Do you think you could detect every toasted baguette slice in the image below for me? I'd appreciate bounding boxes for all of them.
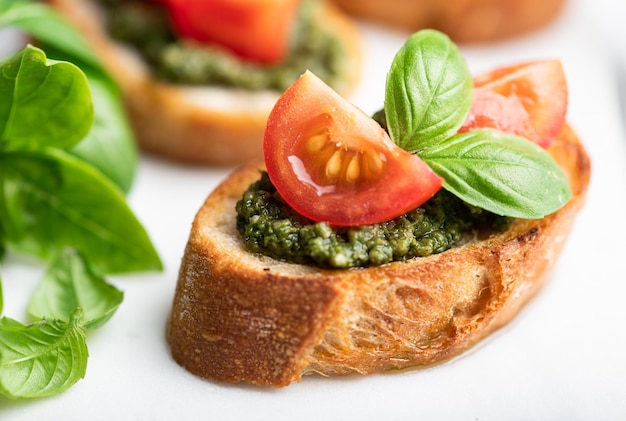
[46,0,362,165]
[167,124,590,387]
[332,0,566,43]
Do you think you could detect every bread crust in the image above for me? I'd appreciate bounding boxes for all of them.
[332,0,566,43]
[46,0,363,165]
[167,124,590,386]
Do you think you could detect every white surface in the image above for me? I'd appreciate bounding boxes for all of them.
[2,0,626,419]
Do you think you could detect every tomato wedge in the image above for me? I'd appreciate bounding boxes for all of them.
[264,71,443,227]
[162,0,299,64]
[460,60,567,148]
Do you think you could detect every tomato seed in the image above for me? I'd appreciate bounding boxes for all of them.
[325,150,343,178]
[346,156,360,182]
[306,133,328,154]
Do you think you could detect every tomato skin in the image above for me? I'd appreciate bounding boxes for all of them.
[162,0,299,64]
[264,71,443,227]
[460,60,567,148]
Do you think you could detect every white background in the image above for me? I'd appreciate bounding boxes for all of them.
[1,0,626,419]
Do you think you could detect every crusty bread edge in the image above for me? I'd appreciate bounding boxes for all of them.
[332,0,566,43]
[167,123,590,386]
[46,0,363,165]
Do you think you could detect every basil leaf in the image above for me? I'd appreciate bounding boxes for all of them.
[0,148,162,274]
[0,273,3,315]
[385,29,473,153]
[32,41,138,194]
[0,216,5,261]
[0,145,5,265]
[1,1,139,193]
[420,130,572,218]
[0,44,93,150]
[0,308,88,399]
[0,0,101,71]
[67,62,138,194]
[28,248,124,329]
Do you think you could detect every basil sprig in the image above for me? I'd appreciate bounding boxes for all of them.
[0,308,88,399]
[0,249,124,399]
[385,30,571,218]
[0,46,161,274]
[0,2,162,400]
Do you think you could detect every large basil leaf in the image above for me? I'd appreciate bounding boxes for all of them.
[385,30,472,153]
[0,44,93,150]
[0,148,162,274]
[0,309,87,399]
[0,0,101,70]
[420,129,572,218]
[66,61,138,194]
[0,2,138,193]
[38,44,139,194]
[28,248,124,329]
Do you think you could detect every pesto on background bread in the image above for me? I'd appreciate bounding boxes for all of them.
[46,0,362,165]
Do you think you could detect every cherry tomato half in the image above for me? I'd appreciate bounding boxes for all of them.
[263,71,443,227]
[460,60,567,148]
[162,0,299,64]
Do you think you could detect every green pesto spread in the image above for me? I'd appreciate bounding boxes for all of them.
[97,0,346,91]
[236,172,511,269]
